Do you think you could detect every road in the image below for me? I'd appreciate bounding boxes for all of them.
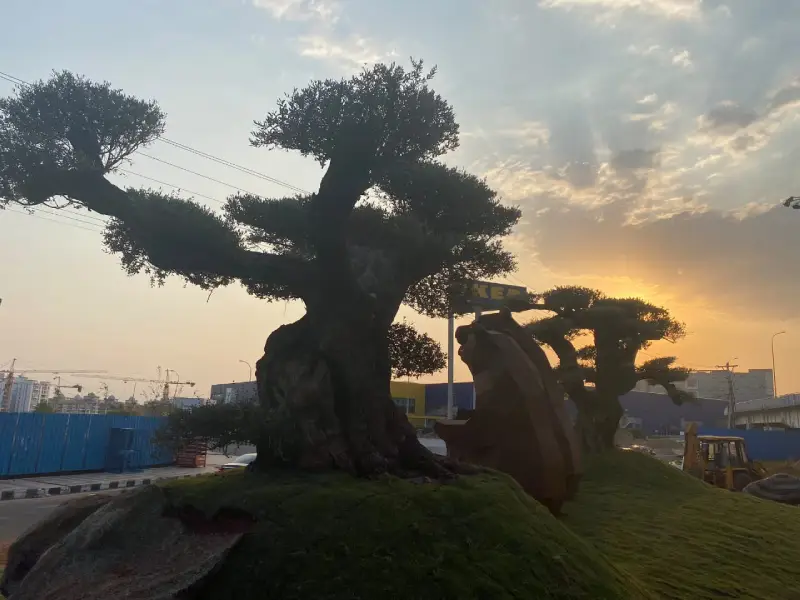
[0,453,245,543]
[0,489,127,542]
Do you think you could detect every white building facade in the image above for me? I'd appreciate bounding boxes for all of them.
[0,375,52,412]
[634,368,773,403]
[730,394,800,429]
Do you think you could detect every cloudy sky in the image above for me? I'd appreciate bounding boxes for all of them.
[2,0,800,399]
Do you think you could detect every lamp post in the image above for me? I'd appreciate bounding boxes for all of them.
[771,331,786,398]
[239,360,253,382]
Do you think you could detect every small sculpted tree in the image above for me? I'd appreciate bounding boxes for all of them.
[525,286,692,452]
[388,320,447,379]
[0,64,519,477]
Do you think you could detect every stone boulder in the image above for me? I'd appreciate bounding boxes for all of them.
[435,308,582,515]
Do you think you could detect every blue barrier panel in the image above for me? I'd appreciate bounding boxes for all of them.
[0,413,172,477]
[7,413,46,476]
[59,415,91,472]
[82,415,111,471]
[697,427,800,461]
[35,413,72,474]
[0,414,22,476]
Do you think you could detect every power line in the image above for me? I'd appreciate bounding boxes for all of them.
[117,168,224,205]
[0,71,24,86]
[35,207,105,229]
[135,152,261,196]
[158,137,308,195]
[2,206,101,233]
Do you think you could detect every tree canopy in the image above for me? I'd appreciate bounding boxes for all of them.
[525,286,692,450]
[0,62,519,326]
[388,320,446,379]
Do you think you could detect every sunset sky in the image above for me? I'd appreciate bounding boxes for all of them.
[2,0,800,400]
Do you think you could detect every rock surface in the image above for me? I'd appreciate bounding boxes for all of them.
[1,492,114,598]
[4,486,246,600]
[435,309,582,515]
[743,473,800,505]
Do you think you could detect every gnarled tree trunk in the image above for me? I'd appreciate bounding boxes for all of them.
[572,391,624,454]
[252,307,448,478]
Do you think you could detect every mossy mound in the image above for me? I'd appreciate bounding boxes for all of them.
[160,470,649,600]
[566,451,800,600]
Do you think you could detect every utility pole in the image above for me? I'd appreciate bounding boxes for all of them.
[716,361,738,429]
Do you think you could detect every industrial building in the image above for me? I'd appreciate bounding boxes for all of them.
[210,381,258,405]
[729,394,800,430]
[634,368,773,403]
[209,378,735,434]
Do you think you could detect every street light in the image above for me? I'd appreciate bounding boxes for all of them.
[772,331,786,398]
[239,360,253,382]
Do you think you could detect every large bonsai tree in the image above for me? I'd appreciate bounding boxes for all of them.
[0,64,520,477]
[525,286,692,452]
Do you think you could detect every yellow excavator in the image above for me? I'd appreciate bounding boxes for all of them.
[682,422,767,491]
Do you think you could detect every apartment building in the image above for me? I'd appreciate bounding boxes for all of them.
[0,374,52,412]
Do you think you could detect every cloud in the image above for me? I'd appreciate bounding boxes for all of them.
[688,80,800,159]
[525,202,800,318]
[627,45,694,70]
[296,34,397,70]
[699,102,759,135]
[539,0,703,21]
[252,0,339,22]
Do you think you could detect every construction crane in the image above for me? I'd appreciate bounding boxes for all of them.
[1,359,105,411]
[68,372,196,402]
[52,375,83,397]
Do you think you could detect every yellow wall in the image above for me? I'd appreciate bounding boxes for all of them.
[390,381,426,416]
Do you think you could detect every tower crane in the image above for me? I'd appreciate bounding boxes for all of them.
[67,372,196,402]
[52,375,83,397]
[1,358,105,411]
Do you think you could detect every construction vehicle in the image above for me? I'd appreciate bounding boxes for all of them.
[682,422,767,491]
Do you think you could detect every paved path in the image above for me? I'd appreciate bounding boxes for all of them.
[0,488,126,541]
[0,453,233,501]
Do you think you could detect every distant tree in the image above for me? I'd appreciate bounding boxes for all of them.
[783,196,800,209]
[34,402,54,413]
[525,286,692,452]
[154,401,263,455]
[0,63,519,478]
[388,320,447,379]
[141,400,173,417]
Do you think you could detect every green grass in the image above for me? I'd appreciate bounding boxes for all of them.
[159,452,800,600]
[566,451,800,600]
[161,470,649,600]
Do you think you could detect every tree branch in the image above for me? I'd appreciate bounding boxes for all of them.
[23,169,311,293]
[526,318,587,398]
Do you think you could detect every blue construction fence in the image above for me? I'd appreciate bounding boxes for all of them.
[0,413,173,478]
[697,427,800,462]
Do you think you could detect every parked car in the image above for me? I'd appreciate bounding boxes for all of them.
[215,453,257,473]
[620,444,656,456]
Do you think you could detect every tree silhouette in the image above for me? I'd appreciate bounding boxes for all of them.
[0,63,519,477]
[525,286,692,452]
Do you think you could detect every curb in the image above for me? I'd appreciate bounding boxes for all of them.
[0,472,209,501]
